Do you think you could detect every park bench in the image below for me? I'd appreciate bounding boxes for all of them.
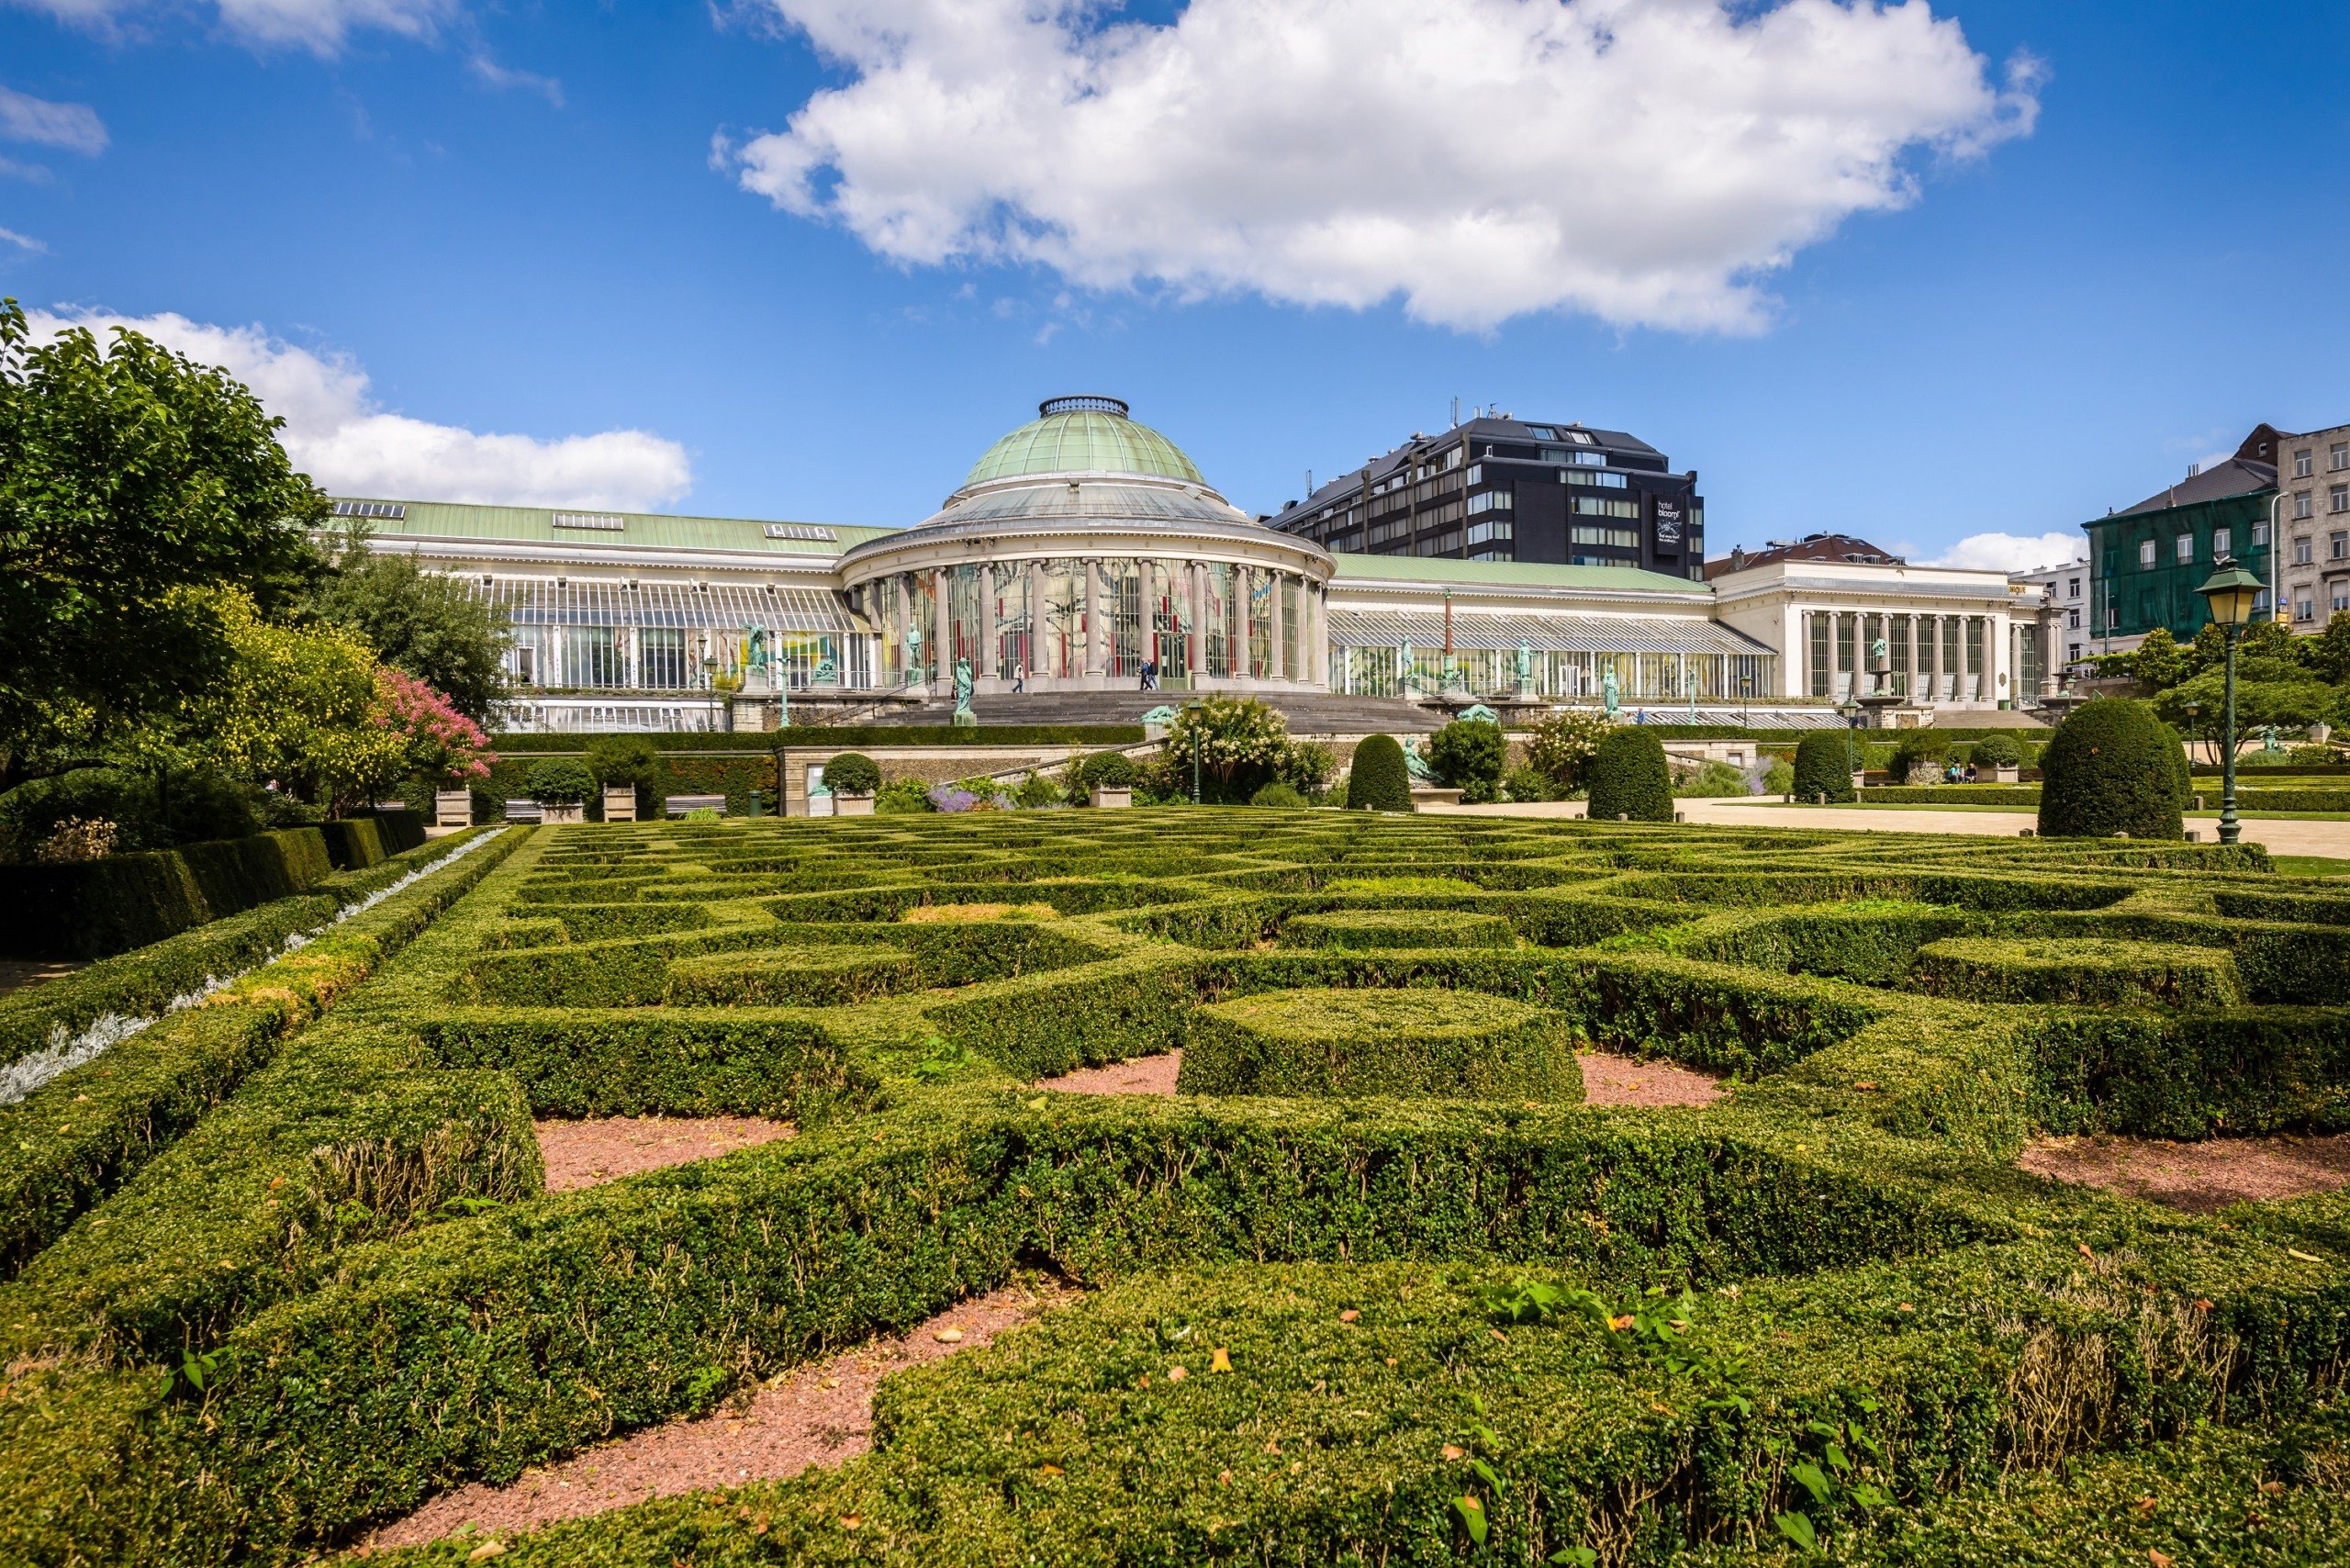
[666,794,727,817]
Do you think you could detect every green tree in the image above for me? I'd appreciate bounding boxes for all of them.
[2128,626,2187,689]
[1585,729,1673,822]
[2037,698,2185,840]
[308,539,510,722]
[0,301,324,794]
[2154,668,2343,735]
[2185,616,2300,678]
[1424,717,1506,803]
[1346,734,1414,812]
[2306,610,2350,686]
[588,734,666,814]
[1791,732,1857,802]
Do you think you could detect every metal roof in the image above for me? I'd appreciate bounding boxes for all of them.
[924,479,1246,530]
[2112,458,2277,517]
[1328,608,1767,655]
[469,576,870,635]
[327,498,901,556]
[960,405,1205,488]
[1329,553,1709,596]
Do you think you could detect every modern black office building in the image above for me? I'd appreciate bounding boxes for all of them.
[1263,414,1705,582]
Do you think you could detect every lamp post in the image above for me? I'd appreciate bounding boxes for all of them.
[1184,700,1204,805]
[1739,673,1752,730]
[1837,694,1863,785]
[2182,700,2201,767]
[2195,557,2266,845]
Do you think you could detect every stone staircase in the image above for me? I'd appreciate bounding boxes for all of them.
[866,690,1443,734]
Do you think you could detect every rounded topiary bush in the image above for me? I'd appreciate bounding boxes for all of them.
[823,753,881,795]
[1347,735,1414,812]
[1583,728,1673,822]
[2037,698,2186,839]
[1970,733,2022,769]
[1791,732,1856,803]
[522,759,595,806]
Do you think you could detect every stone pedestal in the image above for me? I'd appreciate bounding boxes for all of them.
[541,803,584,825]
[434,790,470,829]
[836,792,876,817]
[806,793,835,818]
[1094,786,1133,809]
[601,786,637,823]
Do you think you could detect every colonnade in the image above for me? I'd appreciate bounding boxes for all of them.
[1798,608,2012,706]
[868,557,1330,689]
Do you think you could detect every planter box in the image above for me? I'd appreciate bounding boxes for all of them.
[835,792,876,817]
[434,790,471,829]
[540,802,584,825]
[806,793,835,818]
[601,786,637,823]
[1995,765,2021,784]
[1094,787,1133,809]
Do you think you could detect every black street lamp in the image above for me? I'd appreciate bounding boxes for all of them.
[1837,695,1862,783]
[1183,700,1205,805]
[2195,557,2266,845]
[1739,673,1752,729]
[2181,700,2201,767]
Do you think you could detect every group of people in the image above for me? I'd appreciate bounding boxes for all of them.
[1942,759,1982,784]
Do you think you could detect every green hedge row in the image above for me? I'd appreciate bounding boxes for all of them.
[1181,986,1583,1101]
[0,826,335,960]
[489,722,1145,753]
[0,827,519,1281]
[1867,783,2350,812]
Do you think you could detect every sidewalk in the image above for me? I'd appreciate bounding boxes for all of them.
[1439,795,2350,858]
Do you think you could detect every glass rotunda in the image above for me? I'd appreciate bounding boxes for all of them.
[837,397,1334,693]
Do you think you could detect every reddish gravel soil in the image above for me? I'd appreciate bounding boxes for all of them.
[535,1115,797,1193]
[1034,1050,1184,1095]
[364,1282,1073,1551]
[0,958,84,999]
[1577,1051,1726,1108]
[2020,1132,2350,1214]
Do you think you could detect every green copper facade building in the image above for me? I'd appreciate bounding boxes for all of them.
[2084,429,2277,651]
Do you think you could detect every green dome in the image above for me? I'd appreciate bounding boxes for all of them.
[962,396,1206,488]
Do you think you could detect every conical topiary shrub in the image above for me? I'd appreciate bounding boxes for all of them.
[1584,728,1673,822]
[1347,734,1414,812]
[2038,698,2185,839]
[1791,732,1857,803]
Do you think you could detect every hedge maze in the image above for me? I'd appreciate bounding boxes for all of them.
[7,812,2350,1564]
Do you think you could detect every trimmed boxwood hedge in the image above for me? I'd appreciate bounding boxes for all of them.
[1347,734,1414,812]
[2038,698,2187,839]
[1584,727,1673,822]
[1791,731,1856,803]
[0,826,335,960]
[8,810,2350,1567]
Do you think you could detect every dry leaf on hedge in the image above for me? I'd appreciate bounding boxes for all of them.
[1210,1347,1232,1372]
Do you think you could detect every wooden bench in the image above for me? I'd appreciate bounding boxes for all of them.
[666,794,727,817]
[502,799,543,823]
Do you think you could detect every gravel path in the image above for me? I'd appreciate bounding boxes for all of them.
[1034,1050,1184,1095]
[536,1115,797,1193]
[1031,1047,1722,1108]
[1577,1051,1726,1108]
[2020,1132,2350,1213]
[364,1282,1072,1551]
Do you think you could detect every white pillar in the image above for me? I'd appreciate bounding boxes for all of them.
[932,568,951,684]
[1188,562,1205,680]
[978,565,998,678]
[1270,570,1288,681]
[1083,558,1103,678]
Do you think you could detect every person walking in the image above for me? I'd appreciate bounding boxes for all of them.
[1012,661,1026,694]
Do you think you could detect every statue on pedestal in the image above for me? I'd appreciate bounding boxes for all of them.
[1516,643,1532,691]
[1601,666,1621,718]
[951,656,977,727]
[905,623,923,687]
[1403,738,1439,784]
[1459,703,1501,727]
[1398,641,1415,695]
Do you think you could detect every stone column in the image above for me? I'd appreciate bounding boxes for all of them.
[1026,559,1046,681]
[1188,562,1206,679]
[932,568,951,683]
[2042,606,2063,698]
[1270,570,1288,681]
[1312,582,1329,685]
[1083,558,1103,678]
[977,564,998,678]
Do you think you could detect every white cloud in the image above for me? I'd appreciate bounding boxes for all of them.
[467,53,564,107]
[0,226,47,252]
[725,0,2040,333]
[28,308,693,510]
[7,0,456,54]
[0,85,107,153]
[1924,531,2083,573]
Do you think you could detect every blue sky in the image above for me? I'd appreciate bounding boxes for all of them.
[3,1,2345,572]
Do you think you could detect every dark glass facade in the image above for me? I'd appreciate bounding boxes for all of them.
[1266,417,1705,582]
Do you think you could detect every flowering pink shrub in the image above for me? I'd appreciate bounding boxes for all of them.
[375,668,497,787]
